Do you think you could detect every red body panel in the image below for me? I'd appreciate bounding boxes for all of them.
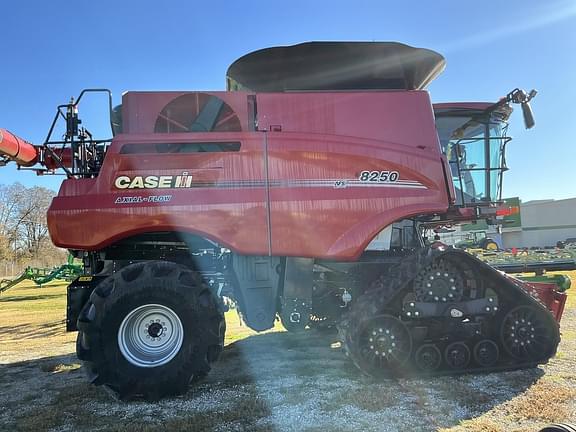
[522,280,567,323]
[47,90,451,260]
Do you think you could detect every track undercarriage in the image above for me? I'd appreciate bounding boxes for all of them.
[337,248,561,377]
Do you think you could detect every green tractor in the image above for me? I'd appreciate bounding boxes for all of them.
[455,231,500,251]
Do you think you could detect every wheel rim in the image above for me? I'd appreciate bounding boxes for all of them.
[485,242,498,251]
[118,304,184,368]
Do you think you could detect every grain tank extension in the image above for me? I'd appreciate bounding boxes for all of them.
[0,42,560,400]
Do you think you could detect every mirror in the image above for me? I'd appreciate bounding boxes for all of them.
[521,102,535,129]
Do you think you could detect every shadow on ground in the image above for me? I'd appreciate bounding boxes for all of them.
[0,320,66,339]
[0,293,63,303]
[0,329,548,432]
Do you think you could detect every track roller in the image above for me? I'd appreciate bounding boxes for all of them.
[444,342,470,369]
[414,344,442,372]
[473,340,499,367]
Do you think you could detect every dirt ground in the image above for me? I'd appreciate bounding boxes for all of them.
[1,273,575,432]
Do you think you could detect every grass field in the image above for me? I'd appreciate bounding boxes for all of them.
[1,273,575,431]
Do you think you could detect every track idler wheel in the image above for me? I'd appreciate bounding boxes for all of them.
[444,342,470,369]
[414,344,442,372]
[473,340,499,367]
[500,305,556,361]
[347,315,412,377]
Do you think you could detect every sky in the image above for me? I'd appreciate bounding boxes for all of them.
[1,0,575,202]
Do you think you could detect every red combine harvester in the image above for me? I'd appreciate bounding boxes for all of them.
[0,42,560,400]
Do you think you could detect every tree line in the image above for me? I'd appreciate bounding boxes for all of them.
[0,183,67,276]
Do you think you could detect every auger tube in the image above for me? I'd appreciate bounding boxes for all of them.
[0,128,39,166]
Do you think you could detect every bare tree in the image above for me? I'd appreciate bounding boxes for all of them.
[0,183,66,275]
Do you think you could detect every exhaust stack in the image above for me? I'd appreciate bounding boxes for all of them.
[0,128,39,166]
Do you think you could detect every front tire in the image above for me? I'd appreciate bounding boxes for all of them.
[76,261,225,400]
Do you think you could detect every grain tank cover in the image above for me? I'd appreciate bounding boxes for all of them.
[226,42,445,92]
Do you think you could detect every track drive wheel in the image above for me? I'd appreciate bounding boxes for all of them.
[345,315,412,377]
[76,261,225,400]
[413,260,464,303]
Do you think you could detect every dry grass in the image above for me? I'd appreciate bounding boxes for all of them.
[1,272,575,432]
[504,380,576,422]
[0,282,76,363]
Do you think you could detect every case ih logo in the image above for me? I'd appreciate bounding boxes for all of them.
[114,172,193,189]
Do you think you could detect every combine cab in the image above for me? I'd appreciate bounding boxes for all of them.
[0,42,561,400]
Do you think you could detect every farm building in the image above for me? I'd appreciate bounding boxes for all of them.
[434,196,576,249]
[501,197,576,249]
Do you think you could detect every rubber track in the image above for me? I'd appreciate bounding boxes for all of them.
[339,248,561,378]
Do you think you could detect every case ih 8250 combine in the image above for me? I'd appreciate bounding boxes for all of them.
[1,42,564,400]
